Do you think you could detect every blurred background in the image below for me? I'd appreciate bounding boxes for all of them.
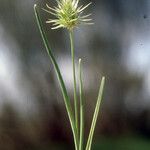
[0,0,150,149]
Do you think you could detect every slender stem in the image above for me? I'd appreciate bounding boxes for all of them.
[69,30,79,139]
[34,5,78,150]
[86,77,105,150]
[79,59,84,150]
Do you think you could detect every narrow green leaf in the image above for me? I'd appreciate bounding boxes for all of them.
[86,77,105,150]
[79,59,84,150]
[34,4,78,150]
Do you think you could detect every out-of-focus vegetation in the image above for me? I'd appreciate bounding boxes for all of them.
[94,136,150,150]
[0,0,150,149]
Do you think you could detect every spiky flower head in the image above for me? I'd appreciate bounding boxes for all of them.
[43,0,93,30]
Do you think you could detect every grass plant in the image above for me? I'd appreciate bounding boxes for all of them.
[34,1,105,149]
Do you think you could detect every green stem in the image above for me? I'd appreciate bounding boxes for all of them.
[79,59,84,150]
[69,30,79,139]
[34,5,78,150]
[86,77,105,150]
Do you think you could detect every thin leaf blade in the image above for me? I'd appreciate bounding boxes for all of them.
[86,77,105,150]
[34,4,78,149]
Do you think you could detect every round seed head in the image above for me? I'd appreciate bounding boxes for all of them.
[43,0,93,30]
